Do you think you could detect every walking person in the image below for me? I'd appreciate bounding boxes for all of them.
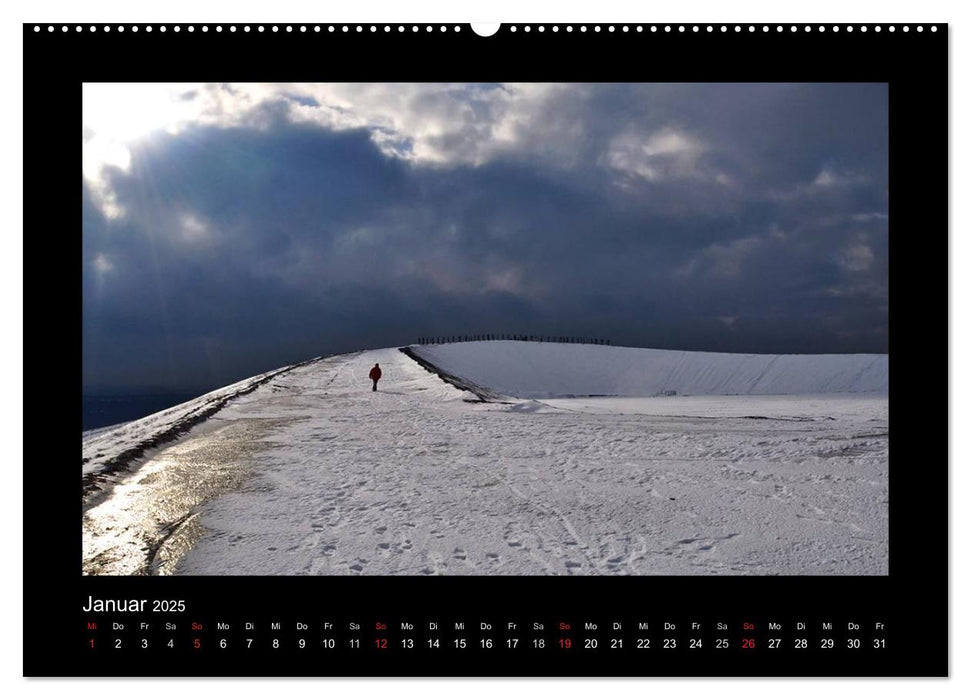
[369,363,382,392]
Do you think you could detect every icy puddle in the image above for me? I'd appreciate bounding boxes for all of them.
[84,348,888,576]
[82,417,288,575]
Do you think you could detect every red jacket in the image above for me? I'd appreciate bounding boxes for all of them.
[369,366,382,380]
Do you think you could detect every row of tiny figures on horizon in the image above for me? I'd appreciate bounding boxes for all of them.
[418,334,611,345]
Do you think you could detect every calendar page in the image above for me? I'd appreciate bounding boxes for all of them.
[23,21,946,677]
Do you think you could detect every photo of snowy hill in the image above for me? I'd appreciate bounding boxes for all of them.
[83,342,888,576]
[82,82,889,576]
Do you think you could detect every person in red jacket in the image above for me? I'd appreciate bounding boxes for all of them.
[369,363,382,392]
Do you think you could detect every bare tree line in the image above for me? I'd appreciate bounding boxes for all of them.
[417,335,611,345]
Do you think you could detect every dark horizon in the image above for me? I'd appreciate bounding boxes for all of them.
[83,83,888,394]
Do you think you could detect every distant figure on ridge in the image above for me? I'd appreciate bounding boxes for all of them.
[369,363,382,392]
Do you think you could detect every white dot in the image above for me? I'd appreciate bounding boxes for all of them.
[777,26,783,32]
[592,26,598,32]
[216,26,222,32]
[554,26,560,32]
[678,25,684,32]
[607,26,613,32]
[118,26,124,32]
[244,26,250,32]
[383,26,389,32]
[621,26,627,32]
[918,26,924,32]
[61,25,68,32]
[89,26,96,32]
[173,26,179,32]
[819,26,825,32]
[693,26,699,33]
[875,26,881,32]
[440,25,447,32]
[847,26,853,32]
[707,26,713,32]
[651,26,657,33]
[454,26,460,32]
[103,25,110,32]
[567,26,574,32]
[580,26,586,32]
[735,26,742,33]
[636,26,642,32]
[932,26,938,32]
[160,26,167,32]
[721,26,727,33]
[426,25,432,32]
[791,26,797,32]
[860,26,867,32]
[76,25,82,32]
[763,25,769,32]
[903,26,910,32]
[258,26,264,32]
[664,26,671,32]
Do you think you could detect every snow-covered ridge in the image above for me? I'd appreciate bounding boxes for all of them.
[410,341,888,399]
[82,357,320,500]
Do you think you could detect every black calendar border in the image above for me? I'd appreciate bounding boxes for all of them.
[23,23,947,677]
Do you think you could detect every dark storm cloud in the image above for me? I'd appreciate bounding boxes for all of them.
[83,83,888,393]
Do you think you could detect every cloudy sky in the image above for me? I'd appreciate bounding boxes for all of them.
[82,82,888,394]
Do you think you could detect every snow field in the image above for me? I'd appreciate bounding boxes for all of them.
[411,341,888,399]
[82,343,888,576]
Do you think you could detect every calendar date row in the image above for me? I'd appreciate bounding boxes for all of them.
[88,634,886,652]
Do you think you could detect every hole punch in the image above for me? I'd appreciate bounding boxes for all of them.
[470,23,501,37]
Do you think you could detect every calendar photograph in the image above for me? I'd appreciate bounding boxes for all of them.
[81,81,889,578]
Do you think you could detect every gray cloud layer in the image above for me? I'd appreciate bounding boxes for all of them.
[82,83,888,393]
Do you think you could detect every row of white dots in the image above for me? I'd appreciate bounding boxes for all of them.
[35,25,463,33]
[33,24,939,34]
[509,24,937,33]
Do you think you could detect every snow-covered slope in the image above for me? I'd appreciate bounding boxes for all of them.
[82,360,314,500]
[83,346,888,577]
[410,341,888,399]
